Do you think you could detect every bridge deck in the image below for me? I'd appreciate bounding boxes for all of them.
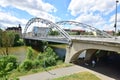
[23,36,120,46]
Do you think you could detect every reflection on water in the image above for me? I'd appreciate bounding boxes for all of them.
[53,47,66,59]
[0,46,27,63]
[0,45,67,62]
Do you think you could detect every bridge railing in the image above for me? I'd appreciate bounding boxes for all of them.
[70,35,107,39]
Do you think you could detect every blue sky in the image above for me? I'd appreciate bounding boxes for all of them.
[0,0,120,31]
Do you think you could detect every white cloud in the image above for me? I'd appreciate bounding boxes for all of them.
[68,0,120,31]
[68,0,115,16]
[0,0,58,22]
[109,13,120,23]
[0,11,27,31]
[74,13,106,30]
[0,0,57,13]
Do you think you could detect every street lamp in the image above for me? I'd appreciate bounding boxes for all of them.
[114,0,119,39]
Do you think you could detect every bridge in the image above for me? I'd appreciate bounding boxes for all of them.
[23,17,120,63]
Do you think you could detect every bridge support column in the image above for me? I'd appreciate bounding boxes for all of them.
[84,49,97,61]
[65,46,71,63]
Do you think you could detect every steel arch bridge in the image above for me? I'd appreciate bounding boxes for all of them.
[23,17,112,45]
[24,17,72,45]
[56,21,112,38]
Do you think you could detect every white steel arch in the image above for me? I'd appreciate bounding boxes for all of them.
[24,17,72,44]
[56,21,112,38]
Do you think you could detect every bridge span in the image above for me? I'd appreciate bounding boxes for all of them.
[23,17,120,63]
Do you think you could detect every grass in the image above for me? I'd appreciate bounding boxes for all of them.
[53,71,101,80]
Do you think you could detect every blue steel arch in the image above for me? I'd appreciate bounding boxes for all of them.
[56,21,112,38]
[24,17,72,44]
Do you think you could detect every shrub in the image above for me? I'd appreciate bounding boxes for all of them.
[5,63,14,72]
[37,53,43,60]
[32,60,40,68]
[0,55,18,77]
[19,59,33,71]
[43,47,58,67]
[26,47,34,60]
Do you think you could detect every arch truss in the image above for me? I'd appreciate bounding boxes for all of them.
[56,21,112,38]
[24,17,71,44]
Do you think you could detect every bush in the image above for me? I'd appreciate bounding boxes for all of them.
[5,63,14,72]
[26,47,34,60]
[0,55,18,77]
[19,59,33,71]
[43,47,58,67]
[37,53,43,60]
[32,60,40,68]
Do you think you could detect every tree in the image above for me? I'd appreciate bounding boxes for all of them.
[1,31,15,55]
[43,47,58,67]
[48,30,60,36]
[0,29,2,47]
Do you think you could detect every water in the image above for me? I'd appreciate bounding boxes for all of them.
[53,47,66,59]
[0,46,27,63]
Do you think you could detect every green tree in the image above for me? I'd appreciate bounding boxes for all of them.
[117,30,120,36]
[14,33,20,46]
[1,31,15,55]
[0,29,2,47]
[43,47,58,67]
[48,30,60,36]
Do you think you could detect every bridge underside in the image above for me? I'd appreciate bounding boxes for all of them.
[65,40,120,63]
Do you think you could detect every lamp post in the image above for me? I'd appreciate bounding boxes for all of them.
[114,0,119,39]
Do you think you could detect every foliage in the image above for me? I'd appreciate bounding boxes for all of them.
[1,31,15,47]
[1,31,15,55]
[14,33,24,46]
[0,55,18,77]
[19,46,59,71]
[48,30,60,36]
[0,31,24,55]
[26,47,34,60]
[43,47,59,67]
[32,59,40,68]
[17,39,24,46]
[0,29,2,47]
[117,30,120,36]
[19,59,33,71]
[14,33,20,46]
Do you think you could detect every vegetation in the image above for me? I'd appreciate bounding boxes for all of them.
[0,55,18,79]
[14,34,24,46]
[53,71,101,80]
[48,30,60,36]
[0,30,24,55]
[0,31,15,55]
[0,46,65,79]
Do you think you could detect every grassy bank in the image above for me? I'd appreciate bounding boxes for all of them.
[53,71,101,80]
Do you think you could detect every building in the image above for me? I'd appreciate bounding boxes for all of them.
[32,26,50,37]
[6,24,22,37]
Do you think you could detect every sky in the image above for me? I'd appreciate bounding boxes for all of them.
[0,0,120,31]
